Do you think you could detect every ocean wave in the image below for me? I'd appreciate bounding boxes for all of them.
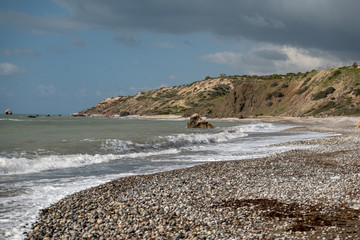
[0,122,280,175]
[158,122,278,146]
[0,118,24,122]
[0,149,180,175]
[100,122,277,153]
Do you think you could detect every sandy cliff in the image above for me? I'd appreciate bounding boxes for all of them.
[79,66,360,117]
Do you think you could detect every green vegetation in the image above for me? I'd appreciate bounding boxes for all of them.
[271,74,282,79]
[296,86,309,95]
[270,82,279,87]
[353,89,360,96]
[312,87,336,100]
[329,70,341,80]
[210,84,231,97]
[266,91,284,100]
[155,89,179,99]
[311,101,336,115]
[300,78,311,88]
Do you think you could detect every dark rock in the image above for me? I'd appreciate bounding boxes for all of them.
[28,115,37,118]
[187,113,214,128]
[119,111,130,117]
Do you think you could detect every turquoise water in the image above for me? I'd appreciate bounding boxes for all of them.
[0,115,334,239]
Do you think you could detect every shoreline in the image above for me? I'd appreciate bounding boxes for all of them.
[26,117,360,239]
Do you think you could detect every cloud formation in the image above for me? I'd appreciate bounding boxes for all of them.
[0,62,23,76]
[3,48,39,56]
[45,0,360,55]
[200,45,344,75]
[1,0,358,76]
[2,1,358,54]
[114,35,141,47]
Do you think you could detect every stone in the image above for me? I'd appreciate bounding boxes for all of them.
[5,108,12,115]
[71,113,86,117]
[119,111,130,117]
[187,113,214,129]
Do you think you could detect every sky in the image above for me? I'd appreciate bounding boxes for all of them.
[1,0,360,114]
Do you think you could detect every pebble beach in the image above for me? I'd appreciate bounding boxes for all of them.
[26,117,360,239]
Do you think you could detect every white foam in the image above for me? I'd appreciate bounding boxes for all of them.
[0,149,180,175]
[161,122,277,147]
[0,118,24,121]
[0,173,133,240]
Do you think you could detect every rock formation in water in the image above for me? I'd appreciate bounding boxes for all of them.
[187,113,214,129]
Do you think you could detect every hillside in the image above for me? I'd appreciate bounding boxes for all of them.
[78,66,360,117]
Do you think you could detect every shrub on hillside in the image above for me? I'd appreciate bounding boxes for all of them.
[353,89,360,96]
[210,84,231,97]
[296,86,309,95]
[266,91,284,100]
[273,91,284,98]
[313,87,336,100]
[325,87,336,95]
[328,70,341,80]
[265,93,273,100]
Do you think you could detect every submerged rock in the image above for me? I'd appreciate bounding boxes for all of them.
[5,109,12,115]
[187,113,214,128]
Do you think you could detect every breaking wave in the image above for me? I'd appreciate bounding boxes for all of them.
[0,122,278,175]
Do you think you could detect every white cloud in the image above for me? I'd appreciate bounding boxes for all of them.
[37,85,56,96]
[200,51,243,66]
[152,41,175,48]
[159,84,169,88]
[0,62,23,76]
[200,45,345,75]
[166,75,177,81]
[3,48,39,56]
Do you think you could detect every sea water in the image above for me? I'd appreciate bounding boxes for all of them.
[0,115,334,239]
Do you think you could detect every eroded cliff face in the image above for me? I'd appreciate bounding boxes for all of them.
[210,82,266,118]
[210,68,360,117]
[79,66,360,117]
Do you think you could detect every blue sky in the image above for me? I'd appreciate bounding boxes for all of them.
[1,0,359,114]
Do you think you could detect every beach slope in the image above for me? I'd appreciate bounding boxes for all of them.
[26,117,360,239]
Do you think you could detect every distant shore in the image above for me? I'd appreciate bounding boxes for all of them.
[26,117,360,239]
[123,114,360,133]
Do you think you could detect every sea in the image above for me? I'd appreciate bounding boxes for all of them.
[0,114,335,239]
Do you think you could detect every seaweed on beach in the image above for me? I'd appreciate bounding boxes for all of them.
[214,198,360,233]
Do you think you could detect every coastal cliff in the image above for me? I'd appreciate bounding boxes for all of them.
[79,66,360,117]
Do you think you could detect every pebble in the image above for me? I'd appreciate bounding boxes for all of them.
[26,128,360,239]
